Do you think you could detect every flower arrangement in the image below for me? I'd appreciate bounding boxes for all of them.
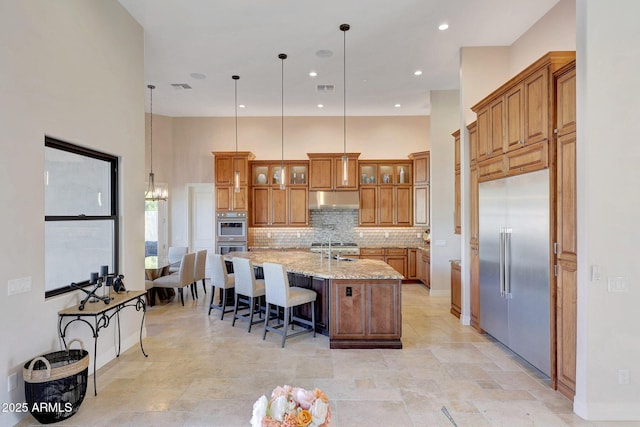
[251,385,331,427]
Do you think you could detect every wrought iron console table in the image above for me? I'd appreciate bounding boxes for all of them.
[58,290,148,395]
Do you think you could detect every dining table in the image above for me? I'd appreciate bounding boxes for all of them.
[144,256,176,305]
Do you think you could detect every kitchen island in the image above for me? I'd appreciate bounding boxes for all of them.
[224,251,403,349]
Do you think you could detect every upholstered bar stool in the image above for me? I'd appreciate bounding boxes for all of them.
[192,249,207,298]
[231,257,266,332]
[262,262,316,348]
[209,254,235,319]
[153,252,195,306]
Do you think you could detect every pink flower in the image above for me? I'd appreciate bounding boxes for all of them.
[292,387,316,410]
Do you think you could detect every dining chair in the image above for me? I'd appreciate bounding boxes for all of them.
[167,246,188,273]
[262,262,316,348]
[152,252,195,306]
[209,254,235,319]
[192,249,208,299]
[231,257,265,332]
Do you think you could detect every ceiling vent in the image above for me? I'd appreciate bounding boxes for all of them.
[171,83,192,90]
[316,84,334,93]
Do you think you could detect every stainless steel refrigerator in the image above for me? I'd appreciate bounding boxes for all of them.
[479,168,550,376]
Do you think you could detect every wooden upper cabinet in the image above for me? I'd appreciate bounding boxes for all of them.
[308,153,359,190]
[411,151,430,185]
[524,67,549,145]
[452,129,461,171]
[213,151,252,186]
[490,97,505,157]
[468,121,478,165]
[289,187,309,226]
[453,129,461,234]
[556,63,577,137]
[213,151,253,212]
[469,166,479,246]
[505,83,525,152]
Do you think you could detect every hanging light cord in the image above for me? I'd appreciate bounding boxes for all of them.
[148,84,154,174]
[280,54,287,173]
[341,24,349,156]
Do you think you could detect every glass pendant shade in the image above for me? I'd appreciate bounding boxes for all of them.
[342,155,349,186]
[340,24,350,187]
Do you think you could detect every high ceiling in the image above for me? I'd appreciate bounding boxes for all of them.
[119,0,560,117]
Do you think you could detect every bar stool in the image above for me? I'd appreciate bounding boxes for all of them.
[209,254,235,319]
[231,257,265,332]
[262,262,316,348]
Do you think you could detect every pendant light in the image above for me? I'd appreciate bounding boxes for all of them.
[145,84,168,201]
[278,53,287,190]
[232,75,241,193]
[340,23,350,186]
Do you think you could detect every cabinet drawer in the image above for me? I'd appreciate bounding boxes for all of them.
[360,248,384,256]
[384,248,406,256]
[478,156,505,182]
[505,140,548,177]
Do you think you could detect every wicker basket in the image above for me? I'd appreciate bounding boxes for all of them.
[23,339,89,424]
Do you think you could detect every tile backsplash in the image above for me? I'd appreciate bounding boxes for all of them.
[249,209,427,248]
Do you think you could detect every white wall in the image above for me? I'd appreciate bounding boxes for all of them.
[575,0,640,420]
[0,2,144,426]
[165,115,429,246]
[428,91,461,295]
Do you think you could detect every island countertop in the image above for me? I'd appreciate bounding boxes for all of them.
[224,250,404,280]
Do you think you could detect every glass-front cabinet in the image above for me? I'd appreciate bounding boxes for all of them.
[359,163,377,185]
[252,162,307,186]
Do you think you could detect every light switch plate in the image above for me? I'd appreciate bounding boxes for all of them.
[8,277,32,296]
[608,277,628,292]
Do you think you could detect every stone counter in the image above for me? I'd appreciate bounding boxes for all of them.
[224,250,402,349]
[226,250,403,280]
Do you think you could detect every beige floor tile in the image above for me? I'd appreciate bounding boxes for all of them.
[15,283,594,427]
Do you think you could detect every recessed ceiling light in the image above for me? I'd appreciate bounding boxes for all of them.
[239,104,246,109]
[394,104,401,108]
[309,71,318,77]
[438,23,449,31]
[414,70,423,76]
[190,72,206,80]
[317,104,324,108]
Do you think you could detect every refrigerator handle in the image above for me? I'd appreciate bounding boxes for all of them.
[505,228,512,298]
[499,228,505,297]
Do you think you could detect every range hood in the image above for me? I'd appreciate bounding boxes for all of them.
[309,191,359,210]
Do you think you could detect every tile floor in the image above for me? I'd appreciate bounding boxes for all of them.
[17,283,640,426]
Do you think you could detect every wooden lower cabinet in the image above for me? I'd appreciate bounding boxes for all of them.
[470,244,481,332]
[360,248,407,279]
[418,251,430,288]
[450,261,461,318]
[555,260,577,398]
[407,249,418,280]
[330,279,402,349]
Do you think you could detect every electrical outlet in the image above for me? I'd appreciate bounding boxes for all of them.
[384,232,389,238]
[618,369,629,384]
[417,233,421,238]
[296,232,301,238]
[8,373,17,391]
[359,232,363,238]
[267,232,272,239]
[608,277,628,292]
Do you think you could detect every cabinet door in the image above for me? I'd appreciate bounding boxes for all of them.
[309,158,333,190]
[556,130,577,265]
[422,254,430,288]
[216,186,231,211]
[556,260,577,397]
[407,249,418,280]
[477,156,505,182]
[359,187,377,225]
[416,251,424,283]
[378,187,394,225]
[476,106,491,161]
[414,186,430,226]
[271,188,287,226]
[470,245,481,331]
[470,166,479,246]
[556,66,576,137]
[395,187,412,226]
[524,68,549,145]
[505,83,525,152]
[289,187,308,226]
[468,121,478,165]
[413,153,430,185]
[332,281,366,338]
[386,255,407,278]
[453,130,461,170]
[367,281,401,337]
[490,96,505,157]
[454,169,461,234]
[333,156,358,190]
[215,156,233,185]
[251,187,270,226]
[505,140,548,177]
[233,187,248,211]
[450,263,461,318]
